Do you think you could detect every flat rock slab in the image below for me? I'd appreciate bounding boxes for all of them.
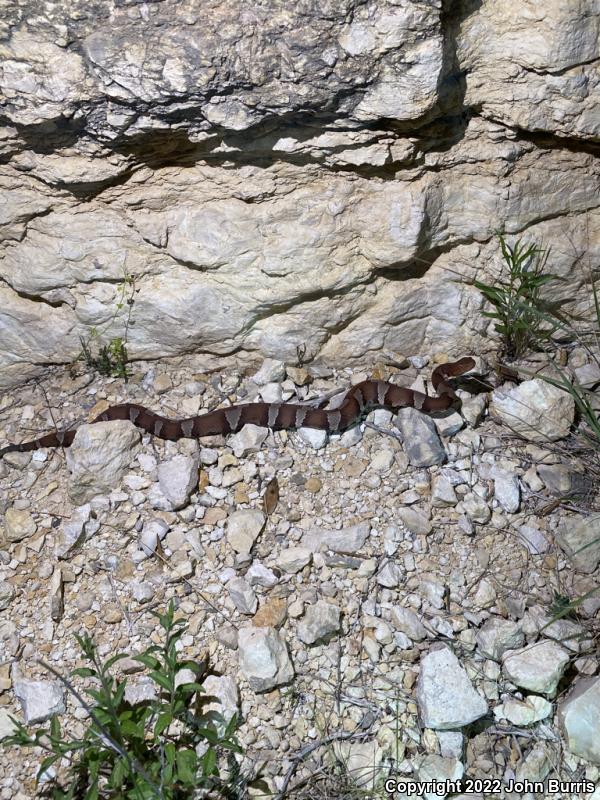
[416,646,488,730]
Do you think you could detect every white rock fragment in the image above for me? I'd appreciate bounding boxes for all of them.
[461,493,491,524]
[302,522,370,554]
[476,618,524,661]
[494,695,552,726]
[333,739,384,788]
[136,518,170,560]
[48,567,64,622]
[66,421,141,504]
[14,679,66,724]
[369,449,395,473]
[491,379,575,442]
[238,627,294,692]
[437,731,464,759]
[416,647,488,729]
[558,676,600,765]
[376,561,403,588]
[245,562,278,588]
[158,454,197,510]
[416,753,464,797]
[515,741,552,783]
[297,426,328,449]
[228,425,268,458]
[56,504,93,559]
[555,513,600,573]
[297,601,341,645]
[0,580,16,610]
[517,524,549,555]
[502,641,570,696]
[131,581,155,603]
[203,675,240,734]
[0,708,18,739]
[278,546,312,574]
[124,676,158,705]
[491,466,520,513]
[259,382,283,403]
[227,510,265,553]
[431,475,458,507]
[397,506,432,535]
[390,606,428,642]
[252,359,286,385]
[228,578,258,614]
[395,408,447,467]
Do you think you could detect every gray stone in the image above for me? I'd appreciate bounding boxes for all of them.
[66,422,141,504]
[14,679,66,724]
[555,513,600,574]
[494,695,552,726]
[245,562,278,588]
[376,561,403,588]
[227,510,265,554]
[136,518,170,560]
[416,647,488,730]
[278,547,312,574]
[537,464,575,496]
[302,522,371,555]
[297,601,341,645]
[56,504,93,559]
[252,359,286,385]
[491,379,575,442]
[476,618,524,661]
[238,627,294,692]
[431,475,458,508]
[517,524,550,555]
[369,449,395,473]
[416,754,464,791]
[3,507,37,543]
[395,408,447,467]
[0,580,16,611]
[124,676,158,705]
[502,641,570,696]
[228,425,269,458]
[131,581,155,603]
[390,606,428,642]
[228,578,258,615]
[491,466,520,513]
[202,675,239,734]
[158,454,198,510]
[437,731,464,760]
[420,578,447,610]
[332,740,384,789]
[515,742,552,784]
[396,507,432,536]
[558,676,600,765]
[297,427,328,450]
[461,494,492,524]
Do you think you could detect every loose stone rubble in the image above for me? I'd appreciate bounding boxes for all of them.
[0,352,599,799]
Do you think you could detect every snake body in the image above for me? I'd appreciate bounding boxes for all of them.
[0,358,475,458]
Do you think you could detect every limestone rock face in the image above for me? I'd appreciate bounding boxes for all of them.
[0,1,598,385]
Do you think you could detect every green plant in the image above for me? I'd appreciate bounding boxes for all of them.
[80,335,129,381]
[2,601,243,799]
[79,273,135,381]
[474,235,563,359]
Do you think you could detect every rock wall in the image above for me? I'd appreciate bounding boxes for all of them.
[1,0,599,387]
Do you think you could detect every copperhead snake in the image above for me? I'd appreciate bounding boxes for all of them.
[0,358,475,458]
